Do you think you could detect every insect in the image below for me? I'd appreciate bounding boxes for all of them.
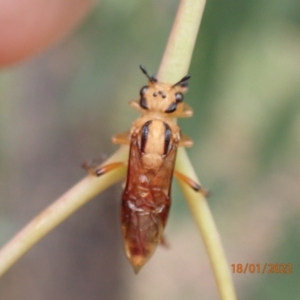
[85,66,208,273]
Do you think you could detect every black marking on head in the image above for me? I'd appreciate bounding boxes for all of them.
[163,123,172,155]
[139,65,157,83]
[164,102,177,113]
[172,75,191,87]
[158,91,167,99]
[175,92,184,103]
[140,120,152,153]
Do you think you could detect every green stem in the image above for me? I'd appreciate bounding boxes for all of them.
[0,146,128,277]
[158,0,206,80]
[176,149,237,300]
[158,0,237,299]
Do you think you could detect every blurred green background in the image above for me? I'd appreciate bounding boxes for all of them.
[1,0,300,299]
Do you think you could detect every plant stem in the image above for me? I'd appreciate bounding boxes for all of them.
[0,146,128,277]
[158,0,206,81]
[176,149,237,300]
[158,0,237,299]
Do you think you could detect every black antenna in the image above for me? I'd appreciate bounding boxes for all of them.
[139,65,157,83]
[173,75,191,87]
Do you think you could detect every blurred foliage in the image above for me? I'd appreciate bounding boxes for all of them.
[0,0,300,299]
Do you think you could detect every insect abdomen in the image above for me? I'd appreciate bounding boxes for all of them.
[121,189,170,273]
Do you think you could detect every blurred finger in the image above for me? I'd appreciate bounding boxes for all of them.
[0,0,96,66]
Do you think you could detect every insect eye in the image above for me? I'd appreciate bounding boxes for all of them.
[140,97,148,109]
[175,92,184,103]
[164,102,177,113]
[140,86,148,96]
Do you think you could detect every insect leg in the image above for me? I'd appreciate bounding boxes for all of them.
[129,100,143,112]
[83,161,126,177]
[174,170,209,196]
[160,235,170,249]
[181,103,193,116]
[179,134,193,147]
[171,103,193,118]
[112,131,130,145]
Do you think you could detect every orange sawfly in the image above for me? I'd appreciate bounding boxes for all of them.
[84,65,208,273]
